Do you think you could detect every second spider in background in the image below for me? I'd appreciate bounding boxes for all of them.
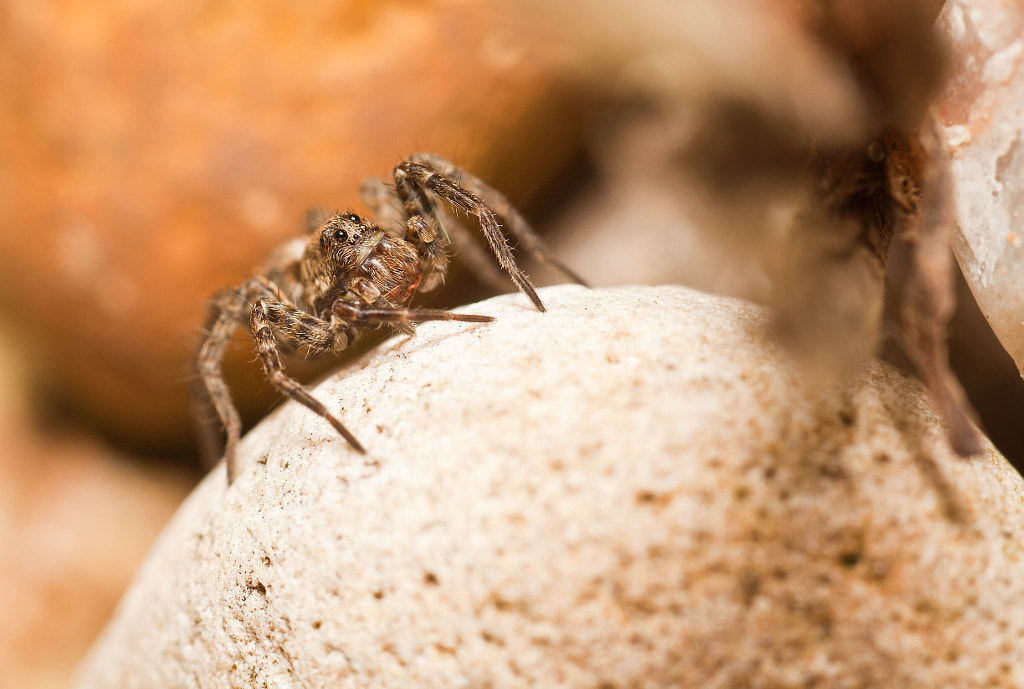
[196,153,586,483]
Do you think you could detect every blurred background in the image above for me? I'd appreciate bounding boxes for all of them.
[0,1,1021,686]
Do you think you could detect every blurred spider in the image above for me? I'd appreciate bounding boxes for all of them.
[196,153,586,483]
[679,0,983,457]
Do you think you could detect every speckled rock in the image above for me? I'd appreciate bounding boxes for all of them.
[74,285,1024,688]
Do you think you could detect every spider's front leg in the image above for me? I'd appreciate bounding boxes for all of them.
[392,156,586,312]
[332,300,493,326]
[362,177,508,294]
[409,153,589,287]
[885,120,982,456]
[198,278,365,484]
[196,285,253,480]
[248,299,367,475]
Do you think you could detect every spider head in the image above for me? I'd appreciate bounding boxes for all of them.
[312,212,381,269]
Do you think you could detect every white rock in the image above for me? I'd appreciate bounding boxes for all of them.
[940,0,1024,373]
[74,285,1024,688]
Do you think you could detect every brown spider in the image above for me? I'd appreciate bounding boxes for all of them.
[196,153,586,483]
[677,0,982,459]
[808,116,982,456]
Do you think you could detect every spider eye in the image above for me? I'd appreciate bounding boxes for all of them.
[346,213,360,223]
[320,225,347,247]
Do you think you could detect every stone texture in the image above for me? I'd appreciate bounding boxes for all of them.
[0,0,582,448]
[74,285,1024,688]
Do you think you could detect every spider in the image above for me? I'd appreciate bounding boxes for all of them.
[196,153,586,483]
[677,0,982,459]
[810,115,982,457]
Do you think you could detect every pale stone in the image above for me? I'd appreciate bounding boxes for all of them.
[74,285,1024,688]
[939,0,1024,373]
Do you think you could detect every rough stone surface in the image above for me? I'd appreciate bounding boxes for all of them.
[74,285,1024,688]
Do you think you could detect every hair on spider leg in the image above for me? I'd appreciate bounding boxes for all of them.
[195,153,586,483]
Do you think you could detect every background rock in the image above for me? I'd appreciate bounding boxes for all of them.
[938,0,1024,374]
[4,1,1024,684]
[74,286,1024,688]
[0,0,583,449]
[0,324,192,689]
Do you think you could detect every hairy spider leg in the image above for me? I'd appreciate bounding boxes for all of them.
[332,301,493,325]
[886,121,981,456]
[197,290,245,480]
[198,277,363,483]
[394,159,546,312]
[410,153,590,288]
[362,176,513,294]
[196,278,277,483]
[360,177,454,294]
[249,299,366,469]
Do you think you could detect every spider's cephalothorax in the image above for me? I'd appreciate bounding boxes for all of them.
[304,212,429,316]
[196,153,586,483]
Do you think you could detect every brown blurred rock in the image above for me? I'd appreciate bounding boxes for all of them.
[0,0,583,450]
[0,326,192,689]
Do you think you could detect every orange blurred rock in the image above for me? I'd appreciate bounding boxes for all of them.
[0,0,583,450]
